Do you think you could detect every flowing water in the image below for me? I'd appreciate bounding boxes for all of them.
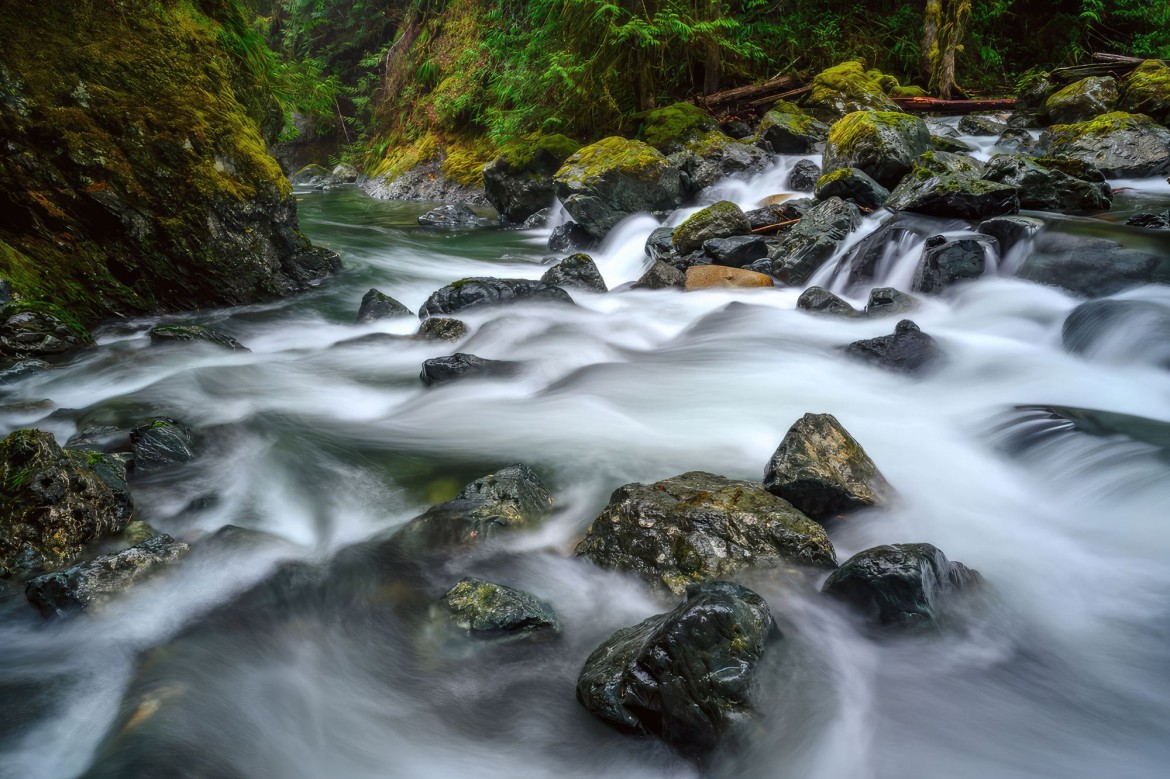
[2,139,1170,778]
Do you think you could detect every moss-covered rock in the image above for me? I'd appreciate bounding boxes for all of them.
[890,85,929,98]
[676,131,770,193]
[982,154,1112,212]
[483,133,581,223]
[802,62,901,121]
[1041,112,1170,177]
[554,137,683,240]
[1045,76,1119,125]
[1119,60,1170,125]
[754,109,831,154]
[0,1,340,326]
[822,111,931,188]
[442,577,560,641]
[148,325,249,352]
[672,200,751,254]
[0,301,93,360]
[640,102,718,151]
[885,152,1019,219]
[814,167,890,210]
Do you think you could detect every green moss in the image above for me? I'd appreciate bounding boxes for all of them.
[816,168,856,188]
[1,301,93,343]
[770,100,806,115]
[813,61,870,92]
[555,136,667,187]
[639,102,716,150]
[1047,111,1151,145]
[1121,60,1170,119]
[499,133,581,171]
[759,109,820,137]
[827,111,923,155]
[891,85,929,98]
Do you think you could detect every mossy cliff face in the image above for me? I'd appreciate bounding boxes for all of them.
[0,0,339,325]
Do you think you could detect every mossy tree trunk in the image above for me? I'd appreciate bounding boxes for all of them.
[926,0,970,100]
[702,0,721,95]
[920,0,941,79]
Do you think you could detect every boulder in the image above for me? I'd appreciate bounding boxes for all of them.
[419,277,573,317]
[330,163,358,183]
[845,320,942,374]
[289,163,332,187]
[885,153,1019,219]
[540,253,607,293]
[483,134,581,222]
[390,464,553,552]
[1041,112,1170,178]
[0,429,130,577]
[957,113,1009,136]
[640,102,719,152]
[128,418,195,474]
[981,154,1112,212]
[797,287,861,317]
[420,353,519,386]
[1061,299,1170,368]
[757,197,862,285]
[930,134,976,153]
[576,581,774,757]
[1045,76,1119,124]
[995,127,1038,155]
[814,167,890,210]
[1118,60,1170,125]
[803,62,901,121]
[415,317,469,342]
[865,286,915,317]
[417,203,490,229]
[644,226,677,262]
[672,201,751,254]
[912,233,996,293]
[822,111,932,188]
[522,208,552,228]
[575,471,836,593]
[547,221,597,253]
[676,132,770,193]
[24,534,189,617]
[786,159,822,191]
[703,235,770,268]
[632,260,686,290]
[755,109,831,154]
[684,266,773,291]
[0,303,93,360]
[148,324,249,352]
[763,413,889,522]
[975,215,1045,256]
[442,577,560,640]
[553,137,683,241]
[1126,211,1170,229]
[822,543,981,629]
[0,359,51,381]
[1016,232,1170,297]
[355,289,411,323]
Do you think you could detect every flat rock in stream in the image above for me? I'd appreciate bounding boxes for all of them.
[148,325,249,352]
[1016,233,1170,297]
[442,577,560,641]
[845,320,942,375]
[420,353,520,386]
[576,580,775,757]
[419,277,573,317]
[575,471,836,593]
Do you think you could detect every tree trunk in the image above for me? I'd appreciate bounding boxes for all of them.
[929,0,971,100]
[702,0,721,95]
[921,0,942,79]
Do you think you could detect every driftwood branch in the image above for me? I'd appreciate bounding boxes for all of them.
[702,74,801,109]
[751,218,800,235]
[745,85,812,110]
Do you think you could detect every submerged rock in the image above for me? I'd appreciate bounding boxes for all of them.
[418,203,491,229]
[483,134,580,223]
[540,253,607,293]
[575,471,836,593]
[912,233,996,293]
[845,320,942,375]
[672,201,751,254]
[797,287,860,317]
[684,265,773,290]
[442,577,560,640]
[822,543,981,629]
[420,353,519,386]
[355,289,411,323]
[1016,233,1170,297]
[25,534,189,617]
[129,418,195,474]
[1125,211,1170,230]
[576,581,775,757]
[0,303,93,360]
[148,325,249,352]
[764,413,889,522]
[1041,112,1170,178]
[632,260,686,290]
[419,277,573,317]
[0,429,130,577]
[822,110,931,188]
[1061,299,1170,368]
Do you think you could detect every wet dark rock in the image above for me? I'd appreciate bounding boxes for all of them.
[797,287,860,317]
[982,154,1112,212]
[644,226,677,262]
[930,134,975,153]
[995,127,1038,155]
[1061,299,1170,368]
[129,417,195,474]
[575,471,836,593]
[148,325,249,352]
[391,464,554,552]
[761,197,862,285]
[704,235,771,268]
[722,120,753,139]
[0,359,51,381]
[975,215,1045,257]
[1126,211,1170,230]
[355,288,411,323]
[541,253,607,293]
[672,201,751,254]
[865,287,915,317]
[835,219,928,288]
[814,167,890,210]
[1044,76,1118,125]
[754,109,830,154]
[632,260,685,290]
[675,132,770,193]
[483,135,580,223]
[822,111,932,188]
[420,353,520,386]
[886,153,1019,220]
[442,577,560,640]
[786,159,822,191]
[845,320,942,375]
[1016,232,1170,297]
[822,543,981,629]
[0,429,130,577]
[576,580,775,757]
[522,208,552,229]
[415,318,469,342]
[1041,112,1170,178]
[0,304,93,360]
[419,277,573,317]
[913,233,996,293]
[417,203,491,229]
[763,413,890,522]
[25,534,189,617]
[957,113,1009,136]
[547,221,598,253]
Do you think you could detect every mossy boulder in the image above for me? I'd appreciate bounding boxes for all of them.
[814,167,890,210]
[802,62,901,121]
[672,201,751,254]
[554,137,683,240]
[1,429,131,578]
[483,133,581,223]
[822,111,931,188]
[148,325,249,352]
[640,102,718,152]
[540,253,608,293]
[1045,76,1119,125]
[0,2,340,326]
[764,413,889,522]
[576,581,775,758]
[754,109,831,154]
[575,471,836,594]
[676,131,770,193]
[355,288,411,323]
[982,154,1113,212]
[1041,112,1170,178]
[442,577,560,641]
[419,277,573,318]
[0,302,93,360]
[1119,60,1170,125]
[885,152,1019,219]
[890,85,929,98]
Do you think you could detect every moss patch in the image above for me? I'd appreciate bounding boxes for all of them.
[555,137,668,187]
[639,102,716,150]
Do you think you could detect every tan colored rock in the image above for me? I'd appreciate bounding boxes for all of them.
[685,265,774,291]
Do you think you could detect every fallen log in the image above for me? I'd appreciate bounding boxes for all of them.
[751,218,801,235]
[702,74,801,109]
[893,96,1016,113]
[746,85,812,111]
